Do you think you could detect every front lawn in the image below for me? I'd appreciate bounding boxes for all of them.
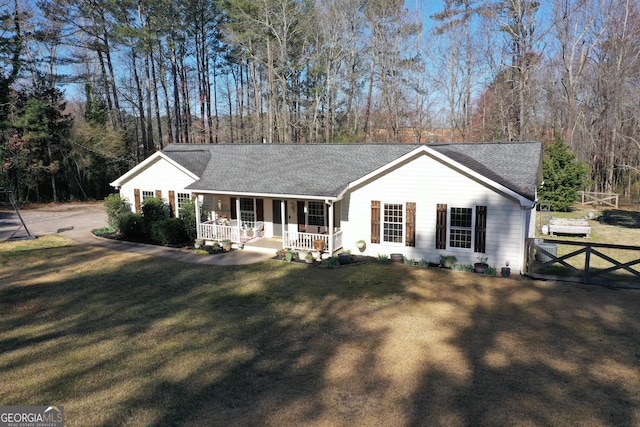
[1,236,639,426]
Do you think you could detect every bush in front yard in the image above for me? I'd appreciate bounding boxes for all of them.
[178,199,205,242]
[104,193,129,230]
[151,218,187,245]
[141,197,167,227]
[117,213,145,239]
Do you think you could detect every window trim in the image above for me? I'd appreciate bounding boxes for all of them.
[449,207,474,249]
[371,200,416,247]
[176,192,191,217]
[307,201,325,227]
[382,202,405,244]
[239,197,255,224]
[437,205,487,253]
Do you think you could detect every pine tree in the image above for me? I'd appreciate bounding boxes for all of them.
[13,76,73,202]
[539,136,590,212]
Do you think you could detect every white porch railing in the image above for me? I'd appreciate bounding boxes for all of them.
[283,230,343,253]
[199,221,241,242]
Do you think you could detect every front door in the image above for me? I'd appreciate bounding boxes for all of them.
[272,200,288,237]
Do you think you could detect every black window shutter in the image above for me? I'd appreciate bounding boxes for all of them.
[371,201,380,244]
[230,197,237,219]
[405,202,416,247]
[475,206,487,253]
[256,199,264,221]
[297,201,305,232]
[436,204,447,249]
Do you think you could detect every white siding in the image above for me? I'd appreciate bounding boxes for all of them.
[118,157,197,216]
[341,154,531,272]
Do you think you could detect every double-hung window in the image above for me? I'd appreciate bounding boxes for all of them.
[370,200,416,247]
[176,193,190,217]
[239,198,255,224]
[383,203,404,243]
[449,207,473,249]
[307,201,325,227]
[435,204,487,253]
[142,190,155,202]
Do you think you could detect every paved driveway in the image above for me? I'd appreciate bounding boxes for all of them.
[0,202,107,241]
[0,202,273,265]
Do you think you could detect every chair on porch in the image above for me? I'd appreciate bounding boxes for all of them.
[253,221,264,237]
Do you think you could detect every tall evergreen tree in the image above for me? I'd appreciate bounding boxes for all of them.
[539,136,590,211]
[12,75,72,202]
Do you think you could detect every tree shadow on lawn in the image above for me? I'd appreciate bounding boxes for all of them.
[407,278,640,426]
[603,209,640,229]
[1,243,407,425]
[1,242,640,426]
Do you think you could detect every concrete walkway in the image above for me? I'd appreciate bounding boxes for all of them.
[0,203,275,265]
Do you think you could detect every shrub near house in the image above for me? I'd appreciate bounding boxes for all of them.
[104,194,193,246]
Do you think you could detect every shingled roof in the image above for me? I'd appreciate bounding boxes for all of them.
[160,142,541,201]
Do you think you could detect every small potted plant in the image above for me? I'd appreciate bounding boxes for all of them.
[221,239,232,252]
[313,238,326,251]
[305,252,314,264]
[338,251,351,265]
[284,249,295,262]
[356,239,366,250]
[501,260,511,277]
[194,238,204,249]
[440,254,457,268]
[474,256,489,273]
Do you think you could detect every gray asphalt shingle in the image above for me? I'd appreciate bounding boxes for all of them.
[161,142,541,200]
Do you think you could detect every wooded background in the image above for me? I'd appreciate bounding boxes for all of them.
[0,0,638,203]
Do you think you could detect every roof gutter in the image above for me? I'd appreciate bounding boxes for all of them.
[189,188,339,202]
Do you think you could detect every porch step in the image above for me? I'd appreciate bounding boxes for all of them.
[243,237,281,255]
[243,244,276,255]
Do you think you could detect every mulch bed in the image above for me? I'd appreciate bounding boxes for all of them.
[273,253,377,266]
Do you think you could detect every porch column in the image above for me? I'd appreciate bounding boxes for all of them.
[281,200,286,249]
[236,197,242,241]
[328,200,334,254]
[194,193,201,239]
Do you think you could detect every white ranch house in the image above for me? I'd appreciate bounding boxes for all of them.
[111,142,543,273]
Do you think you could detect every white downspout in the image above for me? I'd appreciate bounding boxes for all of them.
[520,201,537,274]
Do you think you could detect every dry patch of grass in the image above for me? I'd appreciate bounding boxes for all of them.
[1,236,639,426]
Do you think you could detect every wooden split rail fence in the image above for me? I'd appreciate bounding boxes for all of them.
[580,191,619,208]
[525,238,640,288]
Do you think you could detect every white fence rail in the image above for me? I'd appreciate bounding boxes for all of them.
[283,230,343,252]
[199,222,240,242]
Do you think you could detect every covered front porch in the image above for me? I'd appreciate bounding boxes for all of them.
[194,194,344,254]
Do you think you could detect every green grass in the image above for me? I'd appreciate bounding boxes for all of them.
[92,226,116,236]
